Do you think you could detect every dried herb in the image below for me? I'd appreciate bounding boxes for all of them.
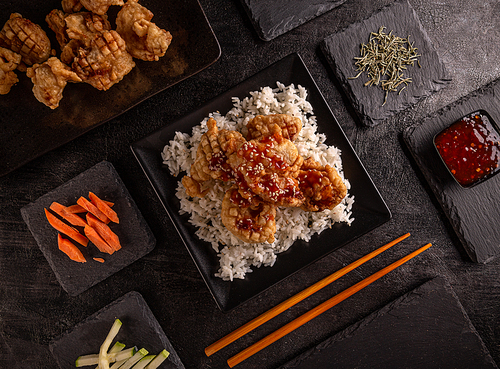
[349,26,421,106]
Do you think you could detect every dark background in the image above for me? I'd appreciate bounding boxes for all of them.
[2,0,500,368]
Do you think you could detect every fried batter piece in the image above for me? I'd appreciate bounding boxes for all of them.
[221,186,276,244]
[46,10,70,48]
[0,47,21,94]
[116,0,172,61]
[246,114,302,142]
[227,124,304,207]
[298,157,347,212]
[62,0,84,13]
[186,117,245,184]
[79,0,125,15]
[0,13,51,66]
[26,57,82,109]
[72,30,135,90]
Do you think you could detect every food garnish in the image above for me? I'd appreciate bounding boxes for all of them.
[350,26,421,105]
[44,192,122,262]
[75,318,170,369]
[58,234,87,263]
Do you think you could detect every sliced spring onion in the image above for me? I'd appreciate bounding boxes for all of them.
[144,350,170,369]
[118,348,149,369]
[130,355,155,369]
[109,358,128,369]
[99,319,123,369]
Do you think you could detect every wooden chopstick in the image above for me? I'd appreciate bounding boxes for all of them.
[227,242,432,368]
[205,233,411,357]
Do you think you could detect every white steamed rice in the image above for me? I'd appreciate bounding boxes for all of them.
[161,82,354,281]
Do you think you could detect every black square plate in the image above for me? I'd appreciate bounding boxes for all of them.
[49,291,185,369]
[404,79,500,263]
[321,0,450,127]
[0,0,220,177]
[21,161,156,296]
[131,53,391,311]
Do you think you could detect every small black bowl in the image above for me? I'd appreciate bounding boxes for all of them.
[433,110,500,188]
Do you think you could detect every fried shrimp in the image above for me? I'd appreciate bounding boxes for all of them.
[0,13,51,66]
[298,157,347,212]
[26,57,82,109]
[116,0,172,61]
[246,114,303,142]
[0,47,21,94]
[221,186,276,244]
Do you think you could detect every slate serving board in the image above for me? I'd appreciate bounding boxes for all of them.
[320,0,451,127]
[49,291,185,369]
[403,79,500,263]
[21,161,156,295]
[281,277,498,369]
[239,0,347,41]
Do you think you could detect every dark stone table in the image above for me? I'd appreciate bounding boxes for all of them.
[2,1,500,368]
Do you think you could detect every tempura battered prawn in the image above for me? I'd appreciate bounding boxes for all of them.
[116,0,172,61]
[0,13,51,66]
[26,57,81,109]
[246,114,303,142]
[62,0,84,13]
[183,117,245,196]
[221,186,276,244]
[79,0,125,15]
[72,30,135,90]
[0,47,21,95]
[298,157,347,212]
[227,124,304,207]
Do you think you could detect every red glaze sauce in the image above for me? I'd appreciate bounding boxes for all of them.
[209,152,234,181]
[434,111,500,187]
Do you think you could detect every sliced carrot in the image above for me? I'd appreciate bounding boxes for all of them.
[49,202,88,227]
[77,196,109,223]
[93,257,105,263]
[86,213,122,251]
[84,225,114,254]
[89,192,119,224]
[45,208,88,247]
[65,204,86,214]
[58,234,86,263]
[66,201,114,214]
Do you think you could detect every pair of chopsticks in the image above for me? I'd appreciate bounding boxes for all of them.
[204,233,432,367]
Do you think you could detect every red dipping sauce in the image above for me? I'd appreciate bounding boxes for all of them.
[434,110,500,187]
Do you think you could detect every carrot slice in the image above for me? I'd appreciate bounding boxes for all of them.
[89,192,119,224]
[66,201,114,214]
[45,209,88,247]
[84,225,114,254]
[65,204,86,214]
[49,202,87,227]
[93,257,105,263]
[86,213,122,251]
[77,197,108,223]
[58,234,86,263]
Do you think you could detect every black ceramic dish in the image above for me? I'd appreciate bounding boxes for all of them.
[21,161,156,296]
[49,291,185,369]
[404,79,500,263]
[131,53,391,312]
[433,110,500,188]
[280,277,499,369]
[238,0,346,41]
[0,0,220,178]
[320,0,451,127]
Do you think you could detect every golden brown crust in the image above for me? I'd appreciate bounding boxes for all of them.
[0,13,51,66]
